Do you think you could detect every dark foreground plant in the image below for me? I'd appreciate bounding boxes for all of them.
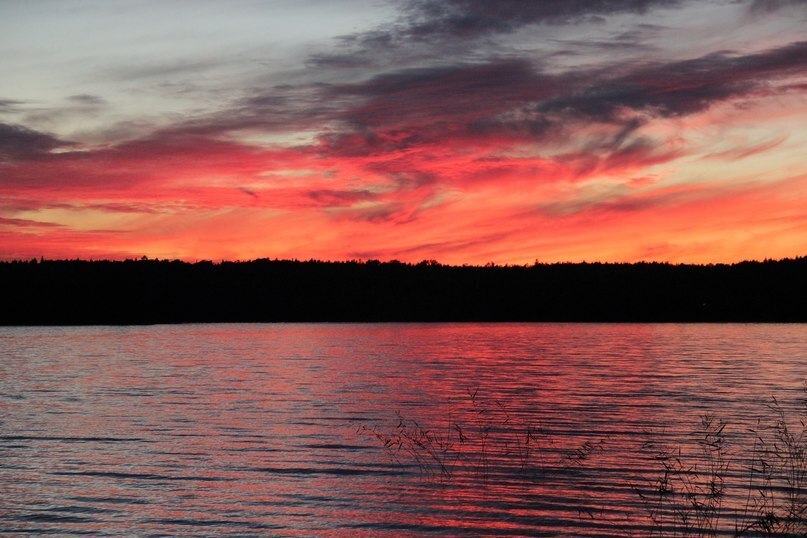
[734,392,806,537]
[357,384,806,537]
[632,414,729,537]
[356,387,549,480]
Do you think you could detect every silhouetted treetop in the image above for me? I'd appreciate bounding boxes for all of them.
[1,256,805,324]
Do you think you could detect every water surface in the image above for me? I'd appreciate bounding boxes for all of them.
[1,323,805,535]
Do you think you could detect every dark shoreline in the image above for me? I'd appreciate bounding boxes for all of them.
[2,257,806,325]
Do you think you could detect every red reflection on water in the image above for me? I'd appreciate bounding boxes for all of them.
[1,323,804,535]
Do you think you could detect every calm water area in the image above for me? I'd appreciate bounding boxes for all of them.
[1,323,805,536]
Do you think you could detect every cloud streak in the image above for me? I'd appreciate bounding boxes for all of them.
[401,0,684,38]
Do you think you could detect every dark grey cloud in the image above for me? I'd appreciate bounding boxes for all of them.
[746,0,807,15]
[67,94,107,106]
[402,0,684,39]
[306,51,377,70]
[0,123,69,161]
[540,40,807,120]
[311,0,683,70]
[335,59,544,102]
[317,59,558,156]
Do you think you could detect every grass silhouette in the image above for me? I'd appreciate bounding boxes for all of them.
[358,384,806,536]
[356,387,547,480]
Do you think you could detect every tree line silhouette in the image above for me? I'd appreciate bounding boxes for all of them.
[1,256,805,324]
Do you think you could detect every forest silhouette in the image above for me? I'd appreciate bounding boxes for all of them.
[2,256,805,324]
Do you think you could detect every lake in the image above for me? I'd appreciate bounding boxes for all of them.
[1,323,805,536]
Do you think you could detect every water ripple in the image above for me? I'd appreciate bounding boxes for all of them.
[1,323,804,536]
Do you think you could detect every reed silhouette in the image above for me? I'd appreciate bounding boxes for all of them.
[356,387,547,480]
[358,385,807,537]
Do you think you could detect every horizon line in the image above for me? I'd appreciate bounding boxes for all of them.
[4,255,806,269]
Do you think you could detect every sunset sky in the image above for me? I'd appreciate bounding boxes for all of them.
[2,0,806,264]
